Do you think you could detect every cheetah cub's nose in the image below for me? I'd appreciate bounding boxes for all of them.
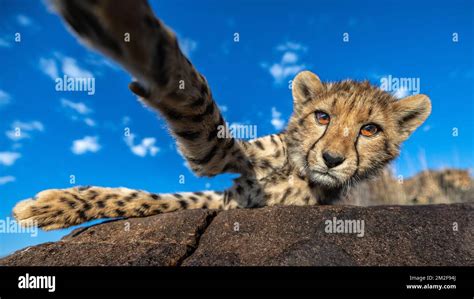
[322,151,345,168]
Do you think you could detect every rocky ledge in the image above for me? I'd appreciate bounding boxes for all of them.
[1,203,472,266]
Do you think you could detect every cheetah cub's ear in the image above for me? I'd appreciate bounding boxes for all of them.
[292,71,324,111]
[392,94,432,142]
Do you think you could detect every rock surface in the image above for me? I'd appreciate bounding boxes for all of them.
[1,204,473,266]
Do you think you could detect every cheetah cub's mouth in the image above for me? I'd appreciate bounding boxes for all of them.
[310,169,344,187]
[307,153,358,189]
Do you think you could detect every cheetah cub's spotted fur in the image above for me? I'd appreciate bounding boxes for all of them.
[13,0,431,230]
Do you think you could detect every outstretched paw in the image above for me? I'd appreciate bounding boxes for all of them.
[52,0,164,78]
[13,189,88,230]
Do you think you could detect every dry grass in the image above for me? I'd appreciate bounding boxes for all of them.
[340,167,473,206]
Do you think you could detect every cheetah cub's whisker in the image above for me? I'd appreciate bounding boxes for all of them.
[13,0,431,230]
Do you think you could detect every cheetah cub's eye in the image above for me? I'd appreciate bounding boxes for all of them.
[315,111,330,125]
[360,124,381,137]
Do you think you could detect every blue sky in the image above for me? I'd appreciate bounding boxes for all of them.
[0,0,472,257]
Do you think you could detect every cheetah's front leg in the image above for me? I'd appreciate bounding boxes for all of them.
[13,186,230,230]
[52,0,253,177]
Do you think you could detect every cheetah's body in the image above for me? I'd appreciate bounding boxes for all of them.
[13,0,431,230]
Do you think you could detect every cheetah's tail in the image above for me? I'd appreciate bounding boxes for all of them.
[13,186,232,230]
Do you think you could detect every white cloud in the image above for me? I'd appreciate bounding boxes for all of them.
[16,121,44,131]
[0,90,11,107]
[124,134,160,157]
[61,99,92,115]
[393,87,410,99]
[0,176,16,185]
[61,57,93,78]
[17,14,32,27]
[276,42,308,52]
[179,37,197,58]
[0,152,21,166]
[263,42,307,84]
[122,116,131,126]
[60,99,96,126]
[39,58,58,80]
[39,55,93,80]
[271,107,285,130]
[41,0,56,13]
[281,52,298,64]
[269,63,305,84]
[6,121,44,141]
[71,136,101,155]
[84,118,96,127]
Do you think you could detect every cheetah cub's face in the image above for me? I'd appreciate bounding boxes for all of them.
[287,71,431,189]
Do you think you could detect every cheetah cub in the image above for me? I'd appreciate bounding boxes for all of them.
[13,0,431,230]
